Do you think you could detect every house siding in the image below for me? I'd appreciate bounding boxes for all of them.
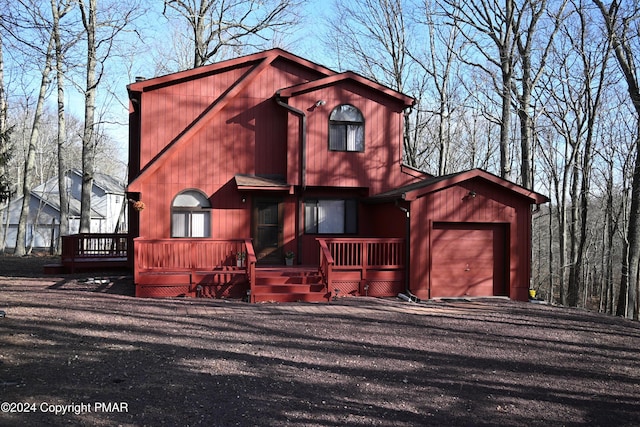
[133,57,334,240]
[287,82,411,194]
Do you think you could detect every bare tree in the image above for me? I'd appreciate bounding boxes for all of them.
[440,0,517,181]
[76,0,139,233]
[163,0,300,69]
[411,0,463,174]
[325,0,420,166]
[1,0,56,255]
[567,1,610,308]
[0,32,13,253]
[51,0,74,251]
[0,32,11,205]
[592,0,640,319]
[512,0,568,189]
[77,0,97,233]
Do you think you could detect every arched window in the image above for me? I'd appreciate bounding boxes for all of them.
[171,190,211,238]
[329,104,364,152]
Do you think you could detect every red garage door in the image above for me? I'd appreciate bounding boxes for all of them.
[430,223,506,298]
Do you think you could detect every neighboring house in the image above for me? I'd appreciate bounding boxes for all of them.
[127,48,548,301]
[1,169,127,251]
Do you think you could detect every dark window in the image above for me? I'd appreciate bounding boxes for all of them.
[171,190,211,238]
[304,199,358,234]
[329,104,364,152]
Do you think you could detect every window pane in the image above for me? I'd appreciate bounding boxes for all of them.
[330,105,363,122]
[346,124,364,151]
[191,212,210,237]
[329,124,346,150]
[172,212,187,237]
[318,200,345,234]
[354,125,364,151]
[174,191,210,208]
[304,201,318,233]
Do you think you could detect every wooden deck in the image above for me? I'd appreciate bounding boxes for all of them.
[44,233,130,274]
[52,234,406,301]
[134,237,405,301]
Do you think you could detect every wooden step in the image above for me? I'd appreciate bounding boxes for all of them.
[255,275,322,285]
[252,267,329,303]
[253,283,325,293]
[252,291,330,303]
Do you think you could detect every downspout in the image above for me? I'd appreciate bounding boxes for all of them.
[396,200,419,302]
[275,91,306,261]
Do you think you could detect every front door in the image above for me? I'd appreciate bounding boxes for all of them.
[253,198,283,264]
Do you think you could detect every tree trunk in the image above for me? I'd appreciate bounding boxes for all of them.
[52,0,70,253]
[499,67,512,181]
[79,0,97,233]
[0,33,11,254]
[618,133,640,318]
[592,0,640,319]
[567,162,581,306]
[14,34,55,256]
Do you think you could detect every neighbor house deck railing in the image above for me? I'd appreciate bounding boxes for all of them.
[317,237,405,292]
[62,233,128,259]
[134,238,256,292]
[60,233,129,273]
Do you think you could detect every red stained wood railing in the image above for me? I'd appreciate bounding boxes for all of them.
[316,237,405,291]
[245,239,257,302]
[135,238,255,292]
[62,233,128,259]
[61,233,129,273]
[317,238,334,293]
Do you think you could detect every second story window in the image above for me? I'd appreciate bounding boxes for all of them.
[171,190,211,238]
[329,104,364,152]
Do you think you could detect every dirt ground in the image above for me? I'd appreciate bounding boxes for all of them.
[0,254,639,426]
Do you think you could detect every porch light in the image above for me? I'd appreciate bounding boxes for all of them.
[315,100,326,107]
[468,191,477,199]
[241,195,246,203]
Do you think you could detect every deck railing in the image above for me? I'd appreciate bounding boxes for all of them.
[134,238,256,292]
[326,238,405,268]
[62,233,128,259]
[317,238,405,293]
[317,239,334,292]
[60,233,129,273]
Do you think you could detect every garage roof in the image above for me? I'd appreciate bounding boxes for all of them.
[368,169,549,204]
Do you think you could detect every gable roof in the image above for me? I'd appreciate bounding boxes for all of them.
[276,71,415,107]
[127,48,336,94]
[29,170,125,217]
[367,169,549,204]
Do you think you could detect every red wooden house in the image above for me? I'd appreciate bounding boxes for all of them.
[126,48,548,302]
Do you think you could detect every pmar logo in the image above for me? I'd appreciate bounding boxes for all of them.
[94,402,129,412]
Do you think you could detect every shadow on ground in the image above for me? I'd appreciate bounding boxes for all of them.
[0,257,639,426]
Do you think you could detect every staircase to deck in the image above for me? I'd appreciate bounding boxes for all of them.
[252,267,330,303]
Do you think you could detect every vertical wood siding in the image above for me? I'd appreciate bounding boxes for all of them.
[289,82,411,195]
[135,58,326,240]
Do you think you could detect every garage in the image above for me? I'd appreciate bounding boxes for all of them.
[430,222,506,298]
[368,169,548,302]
